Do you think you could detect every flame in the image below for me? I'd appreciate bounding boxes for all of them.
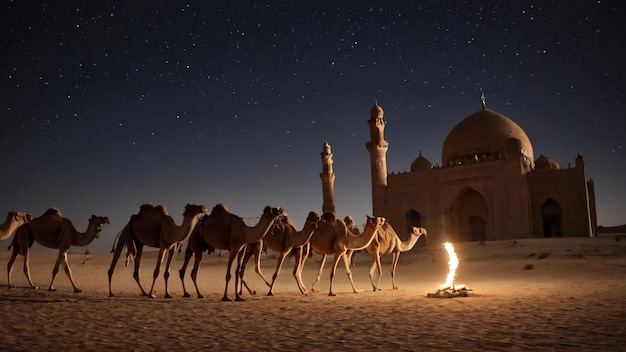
[441,242,459,289]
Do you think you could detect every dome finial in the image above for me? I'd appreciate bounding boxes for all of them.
[480,92,486,110]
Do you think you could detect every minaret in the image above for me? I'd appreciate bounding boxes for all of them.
[320,141,336,214]
[365,103,388,216]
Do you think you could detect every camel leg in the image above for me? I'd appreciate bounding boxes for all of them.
[222,250,239,301]
[7,249,20,289]
[59,251,81,293]
[253,249,270,288]
[348,249,356,267]
[368,257,377,291]
[132,244,149,296]
[7,250,36,289]
[238,246,257,296]
[179,246,194,298]
[189,251,204,298]
[369,251,383,291]
[292,247,307,294]
[147,248,167,298]
[234,249,246,301]
[311,254,327,293]
[294,244,312,294]
[107,236,127,297]
[47,250,66,292]
[328,252,346,296]
[267,251,288,296]
[22,249,38,289]
[125,237,136,266]
[162,247,176,298]
[390,252,400,290]
[341,252,360,294]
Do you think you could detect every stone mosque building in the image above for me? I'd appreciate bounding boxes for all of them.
[321,97,598,244]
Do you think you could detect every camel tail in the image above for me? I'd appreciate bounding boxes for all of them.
[111,215,138,252]
[110,228,125,253]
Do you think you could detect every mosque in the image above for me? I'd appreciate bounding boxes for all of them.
[321,96,598,244]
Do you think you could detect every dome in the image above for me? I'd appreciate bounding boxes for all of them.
[442,108,533,166]
[535,154,560,170]
[411,153,433,172]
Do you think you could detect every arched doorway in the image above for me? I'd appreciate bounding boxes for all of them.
[541,199,563,237]
[405,209,426,247]
[450,188,488,242]
[405,209,421,231]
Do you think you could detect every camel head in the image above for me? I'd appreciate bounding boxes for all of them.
[267,210,298,237]
[364,215,386,229]
[183,204,208,217]
[90,215,110,225]
[89,215,111,238]
[262,206,284,221]
[9,211,32,225]
[306,211,321,229]
[411,226,428,244]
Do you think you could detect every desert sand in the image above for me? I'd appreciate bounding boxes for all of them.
[0,236,624,351]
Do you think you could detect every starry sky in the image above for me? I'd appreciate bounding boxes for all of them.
[2,1,625,253]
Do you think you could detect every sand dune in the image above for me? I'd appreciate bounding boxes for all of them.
[0,237,624,351]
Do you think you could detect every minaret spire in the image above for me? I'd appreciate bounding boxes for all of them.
[366,103,388,216]
[320,141,336,214]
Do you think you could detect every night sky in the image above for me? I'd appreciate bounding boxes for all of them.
[2,1,624,253]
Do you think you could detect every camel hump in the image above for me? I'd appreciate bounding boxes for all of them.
[211,203,229,214]
[322,211,336,222]
[138,203,168,216]
[43,208,62,217]
[378,221,396,236]
[138,203,155,212]
[154,205,168,215]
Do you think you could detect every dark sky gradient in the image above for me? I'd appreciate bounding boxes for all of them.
[2,1,624,253]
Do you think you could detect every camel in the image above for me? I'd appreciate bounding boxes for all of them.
[178,204,284,301]
[0,211,32,241]
[241,211,320,296]
[7,209,109,292]
[107,203,207,298]
[364,222,427,291]
[307,212,385,296]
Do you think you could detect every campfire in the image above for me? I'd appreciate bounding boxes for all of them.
[427,242,472,298]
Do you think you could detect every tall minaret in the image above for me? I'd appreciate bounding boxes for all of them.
[365,103,388,216]
[320,141,336,214]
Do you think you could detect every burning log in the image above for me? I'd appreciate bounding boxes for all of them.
[427,286,472,298]
[426,242,473,298]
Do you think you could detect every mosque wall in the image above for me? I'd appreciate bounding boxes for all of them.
[527,164,595,237]
[384,156,534,243]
